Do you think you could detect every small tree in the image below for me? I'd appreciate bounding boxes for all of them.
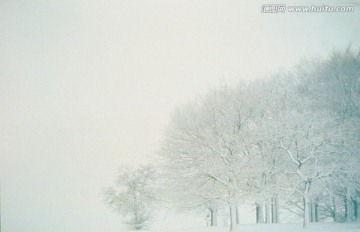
[104,165,157,230]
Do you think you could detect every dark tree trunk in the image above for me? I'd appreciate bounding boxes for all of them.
[303,181,311,229]
[314,202,319,222]
[256,202,264,223]
[332,196,337,222]
[354,199,360,222]
[210,208,218,226]
[271,196,279,223]
[344,194,352,222]
[310,200,319,223]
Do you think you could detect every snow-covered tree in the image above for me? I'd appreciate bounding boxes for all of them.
[104,166,158,230]
[157,48,360,230]
[159,85,257,231]
[291,48,360,224]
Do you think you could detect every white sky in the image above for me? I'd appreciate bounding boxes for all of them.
[1,1,359,231]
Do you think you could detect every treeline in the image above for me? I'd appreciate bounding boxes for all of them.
[105,49,360,231]
[158,48,360,230]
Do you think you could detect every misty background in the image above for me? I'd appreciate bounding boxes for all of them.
[1,0,360,231]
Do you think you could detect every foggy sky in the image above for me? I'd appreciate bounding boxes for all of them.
[1,0,360,231]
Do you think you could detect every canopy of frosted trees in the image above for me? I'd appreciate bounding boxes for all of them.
[158,49,360,229]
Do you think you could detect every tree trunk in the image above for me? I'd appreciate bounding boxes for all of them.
[256,202,264,223]
[349,199,353,222]
[266,199,271,223]
[236,205,240,224]
[303,196,310,228]
[310,200,318,223]
[354,200,360,222]
[210,208,218,226]
[344,194,352,222]
[229,204,237,232]
[276,197,280,223]
[344,195,348,221]
[303,181,311,229]
[271,196,279,223]
[332,196,337,222]
[314,202,319,222]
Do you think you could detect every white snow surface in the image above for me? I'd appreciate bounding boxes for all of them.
[137,223,360,232]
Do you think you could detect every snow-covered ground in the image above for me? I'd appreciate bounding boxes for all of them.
[147,223,360,232]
